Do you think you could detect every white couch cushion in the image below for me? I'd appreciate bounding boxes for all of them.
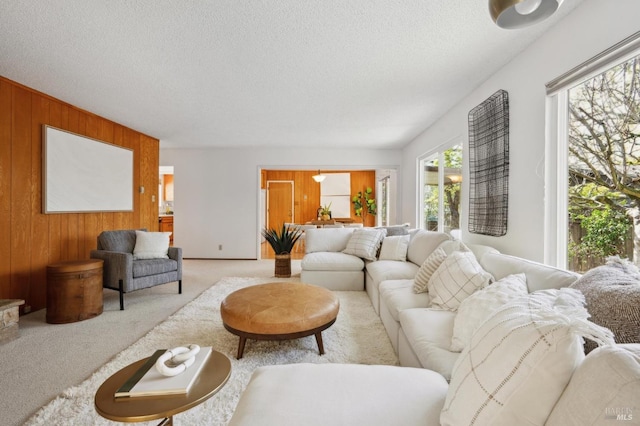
[450,273,528,352]
[304,227,355,253]
[399,308,459,380]
[406,230,451,266]
[301,251,364,271]
[380,279,431,322]
[229,363,449,426]
[479,252,579,291]
[378,235,410,261]
[366,260,420,287]
[428,250,494,311]
[546,344,640,426]
[342,228,387,261]
[413,247,447,293]
[441,288,615,426]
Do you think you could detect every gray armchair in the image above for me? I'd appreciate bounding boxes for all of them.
[90,229,182,310]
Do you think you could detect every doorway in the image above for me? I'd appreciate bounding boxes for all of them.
[266,180,294,230]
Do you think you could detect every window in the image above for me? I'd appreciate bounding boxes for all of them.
[546,32,640,270]
[378,175,391,226]
[418,144,463,234]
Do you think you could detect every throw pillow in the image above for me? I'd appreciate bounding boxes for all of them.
[427,251,493,311]
[342,228,387,261]
[440,288,615,426]
[413,247,447,294]
[378,235,410,261]
[133,230,171,260]
[450,273,528,352]
[570,256,640,353]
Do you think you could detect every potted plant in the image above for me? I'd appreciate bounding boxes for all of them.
[262,224,303,277]
[319,203,332,221]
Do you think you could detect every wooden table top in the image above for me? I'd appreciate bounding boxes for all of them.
[95,350,231,423]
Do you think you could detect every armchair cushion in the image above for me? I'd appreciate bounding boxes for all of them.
[133,230,171,260]
[97,229,139,252]
[133,259,179,278]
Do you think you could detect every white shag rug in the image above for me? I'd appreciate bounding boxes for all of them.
[26,277,398,425]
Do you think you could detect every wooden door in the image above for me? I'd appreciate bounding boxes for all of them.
[267,181,294,230]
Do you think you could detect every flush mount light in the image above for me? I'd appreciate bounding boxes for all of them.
[312,170,326,183]
[489,0,563,29]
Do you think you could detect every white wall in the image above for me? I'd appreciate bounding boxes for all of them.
[401,0,640,262]
[160,147,401,258]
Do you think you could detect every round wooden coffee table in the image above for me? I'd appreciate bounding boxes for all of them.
[95,350,231,425]
[220,282,340,359]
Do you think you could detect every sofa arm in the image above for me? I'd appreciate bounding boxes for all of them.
[89,250,133,291]
[168,246,182,279]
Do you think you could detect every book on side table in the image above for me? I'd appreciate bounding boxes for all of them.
[115,346,213,398]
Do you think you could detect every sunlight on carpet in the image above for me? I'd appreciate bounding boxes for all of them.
[26,277,398,425]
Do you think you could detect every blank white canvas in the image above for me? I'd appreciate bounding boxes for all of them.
[320,173,350,195]
[320,195,350,218]
[44,126,133,213]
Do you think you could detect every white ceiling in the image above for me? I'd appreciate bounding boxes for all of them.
[0,0,582,149]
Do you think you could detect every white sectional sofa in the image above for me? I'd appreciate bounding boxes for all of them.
[230,228,640,425]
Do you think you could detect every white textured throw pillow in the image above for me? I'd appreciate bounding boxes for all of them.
[133,230,171,260]
[378,235,410,261]
[440,288,615,426]
[413,247,447,294]
[428,251,493,311]
[342,228,386,261]
[450,273,528,352]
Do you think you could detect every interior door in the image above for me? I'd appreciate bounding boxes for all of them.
[267,181,294,230]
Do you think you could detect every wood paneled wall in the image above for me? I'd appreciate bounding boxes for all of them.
[0,76,160,313]
[262,170,377,227]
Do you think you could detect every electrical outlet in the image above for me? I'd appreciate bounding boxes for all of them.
[218,244,223,250]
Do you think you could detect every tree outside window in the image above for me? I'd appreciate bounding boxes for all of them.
[567,54,640,271]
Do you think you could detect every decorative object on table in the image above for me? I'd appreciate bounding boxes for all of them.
[114,346,213,398]
[352,187,376,217]
[262,224,303,278]
[468,89,509,237]
[319,203,332,220]
[155,344,201,376]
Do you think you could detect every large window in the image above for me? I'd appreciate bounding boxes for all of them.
[546,33,640,270]
[418,144,462,234]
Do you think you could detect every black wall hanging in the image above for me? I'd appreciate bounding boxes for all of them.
[467,89,509,236]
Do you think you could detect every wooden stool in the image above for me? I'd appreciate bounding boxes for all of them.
[46,259,104,324]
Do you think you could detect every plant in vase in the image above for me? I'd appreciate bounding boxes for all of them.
[319,203,332,221]
[262,224,303,277]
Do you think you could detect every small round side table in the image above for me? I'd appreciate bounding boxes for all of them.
[46,259,104,324]
[95,350,231,425]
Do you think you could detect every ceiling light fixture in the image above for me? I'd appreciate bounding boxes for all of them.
[312,170,326,183]
[489,0,563,29]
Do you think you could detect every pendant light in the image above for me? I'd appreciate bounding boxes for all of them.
[312,170,326,183]
[489,0,563,29]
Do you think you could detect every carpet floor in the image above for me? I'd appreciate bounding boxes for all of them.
[25,276,398,425]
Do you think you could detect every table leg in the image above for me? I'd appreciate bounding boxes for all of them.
[157,416,173,425]
[237,336,247,359]
[315,332,325,355]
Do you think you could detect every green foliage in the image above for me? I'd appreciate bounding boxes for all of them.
[568,206,631,260]
[261,223,302,255]
[352,187,376,216]
[320,202,332,215]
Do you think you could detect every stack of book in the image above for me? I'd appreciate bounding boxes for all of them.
[115,346,212,398]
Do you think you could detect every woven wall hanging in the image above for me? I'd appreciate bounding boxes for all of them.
[467,89,509,236]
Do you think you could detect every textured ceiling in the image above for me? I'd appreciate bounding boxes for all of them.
[0,0,582,149]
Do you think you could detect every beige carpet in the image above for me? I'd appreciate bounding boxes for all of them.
[24,276,398,425]
[0,259,298,426]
